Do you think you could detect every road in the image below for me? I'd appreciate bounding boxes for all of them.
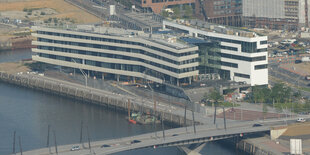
[22,115,310,155]
[269,64,310,99]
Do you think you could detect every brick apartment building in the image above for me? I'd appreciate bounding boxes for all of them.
[131,0,195,14]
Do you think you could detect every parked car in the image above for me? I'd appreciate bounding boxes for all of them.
[130,140,141,144]
[101,144,111,148]
[297,118,306,123]
[70,145,80,151]
[278,46,286,50]
[252,123,263,127]
[295,60,302,64]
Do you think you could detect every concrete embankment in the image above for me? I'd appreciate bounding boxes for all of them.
[237,138,279,155]
[0,72,194,126]
[222,135,282,155]
[0,36,34,51]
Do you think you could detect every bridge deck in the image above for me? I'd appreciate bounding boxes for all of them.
[23,123,269,155]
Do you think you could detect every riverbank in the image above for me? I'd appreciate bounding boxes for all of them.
[0,35,34,51]
[234,122,310,155]
[0,71,195,127]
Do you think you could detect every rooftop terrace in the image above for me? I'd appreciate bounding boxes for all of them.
[165,19,263,38]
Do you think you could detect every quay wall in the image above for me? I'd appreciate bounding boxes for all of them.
[236,139,277,155]
[0,72,195,126]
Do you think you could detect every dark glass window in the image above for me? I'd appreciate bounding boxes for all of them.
[254,64,268,70]
[234,73,250,79]
[260,41,267,45]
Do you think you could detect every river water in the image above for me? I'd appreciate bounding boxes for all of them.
[0,49,241,155]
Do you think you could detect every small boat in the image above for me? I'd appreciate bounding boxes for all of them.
[128,119,136,124]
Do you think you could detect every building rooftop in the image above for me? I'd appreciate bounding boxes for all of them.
[33,25,195,50]
[165,19,263,38]
[123,12,162,28]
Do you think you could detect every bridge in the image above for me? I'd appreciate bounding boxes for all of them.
[23,119,281,155]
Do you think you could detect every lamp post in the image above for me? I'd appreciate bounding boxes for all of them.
[143,69,158,138]
[71,59,87,87]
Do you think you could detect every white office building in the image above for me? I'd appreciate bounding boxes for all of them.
[163,20,268,86]
[31,26,199,86]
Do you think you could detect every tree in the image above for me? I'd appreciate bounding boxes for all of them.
[293,90,302,101]
[262,103,268,120]
[304,101,310,113]
[172,6,180,19]
[271,83,285,104]
[161,11,169,18]
[252,86,269,104]
[209,89,223,104]
[183,5,193,19]
[281,86,292,103]
[252,87,262,104]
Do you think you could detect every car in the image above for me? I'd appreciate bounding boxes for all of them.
[172,134,179,136]
[130,140,141,144]
[297,118,306,122]
[278,46,286,50]
[252,123,263,127]
[70,145,80,151]
[298,112,309,115]
[101,144,111,148]
[295,60,302,64]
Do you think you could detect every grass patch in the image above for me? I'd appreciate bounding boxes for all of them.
[274,102,310,113]
[204,102,240,107]
[23,7,41,12]
[300,87,310,92]
[269,75,310,93]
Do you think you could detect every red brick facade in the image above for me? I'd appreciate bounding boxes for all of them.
[133,0,195,14]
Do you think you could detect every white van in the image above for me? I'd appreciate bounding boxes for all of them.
[70,145,80,151]
[297,118,306,122]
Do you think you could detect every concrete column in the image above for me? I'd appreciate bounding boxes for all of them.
[116,74,120,82]
[177,79,179,86]
[219,85,223,95]
[102,73,104,80]
[133,77,136,84]
[189,77,192,85]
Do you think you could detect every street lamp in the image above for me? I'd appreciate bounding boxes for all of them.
[71,58,87,87]
[143,69,158,138]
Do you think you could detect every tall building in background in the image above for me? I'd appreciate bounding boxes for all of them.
[195,0,243,27]
[195,0,310,30]
[242,0,300,30]
[131,0,195,13]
